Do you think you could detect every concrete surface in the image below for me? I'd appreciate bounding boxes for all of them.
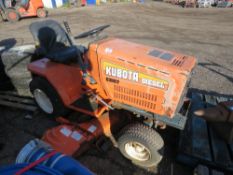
[0,1,233,174]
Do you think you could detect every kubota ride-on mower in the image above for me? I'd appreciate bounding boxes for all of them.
[0,0,47,22]
[28,20,196,169]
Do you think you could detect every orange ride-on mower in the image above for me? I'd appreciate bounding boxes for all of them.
[0,0,47,22]
[28,20,196,169]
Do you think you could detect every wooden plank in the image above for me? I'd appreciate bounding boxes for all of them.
[204,95,217,107]
[0,91,33,99]
[0,99,37,111]
[216,96,228,103]
[205,94,233,168]
[228,93,233,158]
[178,115,198,166]
[0,94,35,105]
[178,120,193,155]
[176,153,199,167]
[194,165,224,175]
[179,94,197,155]
[179,94,233,172]
[189,93,212,161]
[229,143,233,159]
[208,127,232,167]
[211,170,224,175]
[178,92,212,165]
[0,91,19,95]
[211,122,233,144]
[194,165,209,175]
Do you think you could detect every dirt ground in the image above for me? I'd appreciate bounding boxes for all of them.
[0,1,233,174]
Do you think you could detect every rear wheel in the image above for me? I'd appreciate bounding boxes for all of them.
[5,9,19,22]
[118,123,164,169]
[29,77,69,117]
[36,8,47,18]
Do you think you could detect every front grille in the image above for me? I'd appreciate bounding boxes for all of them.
[113,85,157,111]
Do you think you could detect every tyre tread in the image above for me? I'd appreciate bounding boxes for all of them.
[118,123,164,168]
[121,123,164,149]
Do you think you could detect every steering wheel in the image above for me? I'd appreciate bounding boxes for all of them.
[74,25,110,39]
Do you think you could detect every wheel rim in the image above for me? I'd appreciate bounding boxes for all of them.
[125,141,151,161]
[38,9,46,17]
[34,89,53,114]
[9,12,17,20]
[39,11,45,17]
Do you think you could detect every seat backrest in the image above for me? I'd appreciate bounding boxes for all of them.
[19,0,29,9]
[4,0,12,8]
[0,0,6,9]
[30,20,70,56]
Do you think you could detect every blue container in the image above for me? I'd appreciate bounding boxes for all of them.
[87,0,96,5]
[0,163,63,175]
[42,0,68,8]
[16,139,94,175]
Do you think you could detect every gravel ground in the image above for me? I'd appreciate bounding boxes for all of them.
[0,1,233,174]
[0,1,233,95]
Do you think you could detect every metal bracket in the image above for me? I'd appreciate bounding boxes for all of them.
[153,114,187,130]
[112,102,188,130]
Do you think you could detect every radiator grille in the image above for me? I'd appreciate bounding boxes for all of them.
[113,85,157,111]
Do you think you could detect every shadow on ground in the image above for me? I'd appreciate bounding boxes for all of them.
[199,60,233,84]
[0,38,17,91]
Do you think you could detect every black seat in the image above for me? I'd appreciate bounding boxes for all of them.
[0,0,6,9]
[46,46,78,63]
[19,0,30,8]
[30,20,81,64]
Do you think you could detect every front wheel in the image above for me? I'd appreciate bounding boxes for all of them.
[36,8,48,18]
[5,9,20,22]
[118,123,164,169]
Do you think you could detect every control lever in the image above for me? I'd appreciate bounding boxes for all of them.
[63,21,96,84]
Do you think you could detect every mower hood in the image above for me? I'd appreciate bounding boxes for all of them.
[96,38,196,74]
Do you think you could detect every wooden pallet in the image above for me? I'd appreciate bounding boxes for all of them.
[194,165,224,175]
[0,91,37,111]
[177,92,233,173]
